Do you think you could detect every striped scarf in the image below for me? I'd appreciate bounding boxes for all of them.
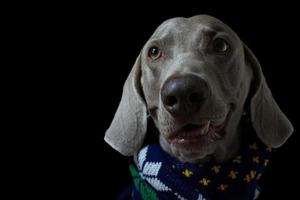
[129,135,272,200]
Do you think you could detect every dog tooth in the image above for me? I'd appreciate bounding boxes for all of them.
[204,121,210,132]
[200,121,210,135]
[179,138,185,143]
[199,129,206,135]
[215,133,221,139]
[213,131,221,139]
[208,138,215,142]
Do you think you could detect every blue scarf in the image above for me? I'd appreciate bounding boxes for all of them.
[128,135,272,200]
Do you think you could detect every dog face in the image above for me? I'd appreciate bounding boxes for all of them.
[105,15,293,163]
[140,16,251,162]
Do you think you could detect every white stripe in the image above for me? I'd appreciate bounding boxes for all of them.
[137,146,148,169]
[197,193,206,200]
[143,162,162,176]
[145,177,171,192]
[174,192,187,200]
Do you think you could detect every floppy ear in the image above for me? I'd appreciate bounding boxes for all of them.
[104,55,147,156]
[244,45,293,148]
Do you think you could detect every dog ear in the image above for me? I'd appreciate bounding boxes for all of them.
[104,55,147,156]
[244,45,293,148]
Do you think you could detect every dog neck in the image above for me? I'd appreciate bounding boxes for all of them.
[130,130,272,200]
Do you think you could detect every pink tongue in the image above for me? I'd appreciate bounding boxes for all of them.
[211,123,225,133]
[209,123,226,139]
[175,121,227,140]
[179,127,202,139]
[178,122,210,139]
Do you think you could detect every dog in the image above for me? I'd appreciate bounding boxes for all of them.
[105,15,293,200]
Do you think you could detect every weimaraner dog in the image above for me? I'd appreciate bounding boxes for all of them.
[105,15,293,199]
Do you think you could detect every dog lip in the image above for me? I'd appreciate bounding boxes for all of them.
[168,111,230,146]
[178,122,210,138]
[168,121,210,141]
[168,124,205,145]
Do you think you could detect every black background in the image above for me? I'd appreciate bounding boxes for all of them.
[23,2,299,199]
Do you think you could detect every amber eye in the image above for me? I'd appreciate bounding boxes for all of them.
[213,38,230,53]
[148,46,162,60]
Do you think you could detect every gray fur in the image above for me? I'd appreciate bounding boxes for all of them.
[105,15,293,163]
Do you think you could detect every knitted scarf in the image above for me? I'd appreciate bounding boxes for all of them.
[128,134,272,200]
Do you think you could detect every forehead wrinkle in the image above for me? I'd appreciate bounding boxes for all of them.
[190,24,215,46]
[207,21,240,41]
[152,21,205,46]
[152,19,187,37]
[149,20,189,52]
[152,20,175,38]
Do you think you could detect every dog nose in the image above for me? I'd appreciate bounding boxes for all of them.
[161,75,209,116]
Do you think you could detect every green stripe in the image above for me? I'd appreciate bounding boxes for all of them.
[129,164,159,200]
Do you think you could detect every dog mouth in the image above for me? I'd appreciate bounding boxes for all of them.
[168,114,229,147]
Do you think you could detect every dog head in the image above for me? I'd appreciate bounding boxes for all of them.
[105,15,293,163]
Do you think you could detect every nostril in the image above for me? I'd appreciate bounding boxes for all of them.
[165,96,177,106]
[189,92,203,103]
[162,75,209,116]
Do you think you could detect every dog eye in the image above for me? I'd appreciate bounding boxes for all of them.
[148,46,162,60]
[213,38,230,53]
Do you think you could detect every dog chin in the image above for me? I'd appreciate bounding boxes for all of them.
[172,143,217,163]
[160,135,217,163]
